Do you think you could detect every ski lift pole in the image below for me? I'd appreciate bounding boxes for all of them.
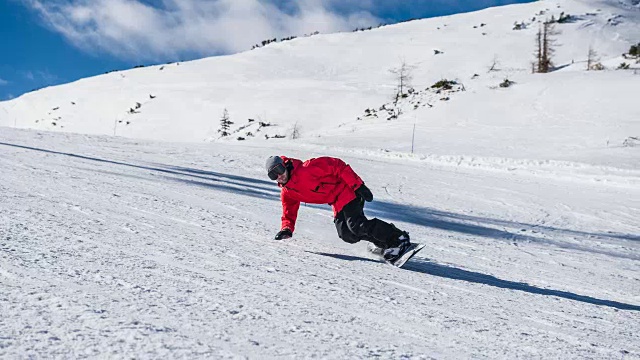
[411,121,416,154]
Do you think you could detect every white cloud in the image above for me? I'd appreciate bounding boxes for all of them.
[21,0,381,62]
[0,78,8,86]
[20,70,58,84]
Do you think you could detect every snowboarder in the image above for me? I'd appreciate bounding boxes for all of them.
[265,155,411,262]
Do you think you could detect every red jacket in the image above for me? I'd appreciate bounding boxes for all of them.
[278,156,364,232]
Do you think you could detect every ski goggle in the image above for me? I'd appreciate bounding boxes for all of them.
[268,163,286,180]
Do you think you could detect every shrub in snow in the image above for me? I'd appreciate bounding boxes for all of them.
[431,79,457,90]
[353,26,374,32]
[607,15,623,26]
[618,62,630,69]
[252,38,277,49]
[361,108,378,119]
[628,43,640,57]
[623,136,640,147]
[556,12,575,24]
[590,62,605,70]
[499,78,514,88]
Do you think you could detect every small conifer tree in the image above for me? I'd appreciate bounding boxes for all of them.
[587,46,599,70]
[218,108,233,137]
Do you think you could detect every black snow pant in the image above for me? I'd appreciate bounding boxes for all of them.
[334,197,405,249]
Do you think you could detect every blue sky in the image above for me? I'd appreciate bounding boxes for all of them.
[0,0,533,101]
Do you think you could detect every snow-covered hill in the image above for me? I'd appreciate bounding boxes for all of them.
[1,0,638,163]
[1,0,639,358]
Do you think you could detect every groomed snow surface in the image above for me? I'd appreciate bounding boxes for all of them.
[1,127,638,358]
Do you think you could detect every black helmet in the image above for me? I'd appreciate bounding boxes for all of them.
[266,156,286,180]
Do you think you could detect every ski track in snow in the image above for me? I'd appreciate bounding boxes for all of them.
[1,128,639,359]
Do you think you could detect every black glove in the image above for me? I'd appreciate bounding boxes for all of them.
[274,228,293,240]
[355,184,373,202]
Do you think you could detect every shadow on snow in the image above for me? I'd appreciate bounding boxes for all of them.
[367,201,639,243]
[2,141,637,261]
[309,251,380,264]
[0,140,280,198]
[365,202,639,260]
[404,258,640,312]
[311,251,640,312]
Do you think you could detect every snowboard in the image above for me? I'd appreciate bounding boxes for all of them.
[386,243,426,268]
[368,243,426,268]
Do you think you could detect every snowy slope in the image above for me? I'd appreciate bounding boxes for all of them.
[1,0,640,358]
[1,127,639,358]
